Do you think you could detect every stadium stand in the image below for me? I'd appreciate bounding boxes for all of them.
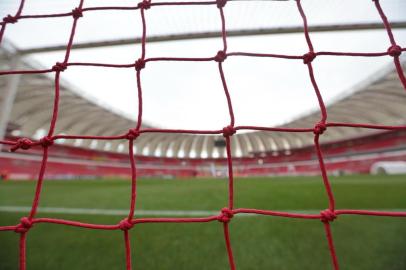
[1,41,406,160]
[1,37,406,180]
[2,128,406,179]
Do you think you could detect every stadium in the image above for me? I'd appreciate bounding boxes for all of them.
[0,0,406,269]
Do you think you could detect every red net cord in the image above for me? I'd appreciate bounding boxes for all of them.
[1,0,406,269]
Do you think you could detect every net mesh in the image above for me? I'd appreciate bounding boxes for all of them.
[0,0,406,269]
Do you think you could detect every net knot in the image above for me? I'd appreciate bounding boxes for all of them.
[135,58,146,71]
[303,51,316,64]
[119,218,134,231]
[218,207,234,223]
[126,129,140,140]
[15,217,33,233]
[52,62,67,72]
[387,45,402,57]
[214,50,227,63]
[222,125,235,137]
[40,136,54,148]
[313,122,326,135]
[10,138,33,152]
[216,0,227,8]
[3,15,18,24]
[320,209,336,223]
[138,0,151,10]
[71,8,83,19]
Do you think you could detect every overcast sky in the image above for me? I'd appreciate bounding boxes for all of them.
[1,0,406,130]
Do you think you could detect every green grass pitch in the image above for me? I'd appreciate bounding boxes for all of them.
[0,175,405,270]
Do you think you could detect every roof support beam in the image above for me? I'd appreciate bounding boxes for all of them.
[0,55,21,150]
[19,22,406,54]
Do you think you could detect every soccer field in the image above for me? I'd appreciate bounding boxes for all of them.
[0,175,405,270]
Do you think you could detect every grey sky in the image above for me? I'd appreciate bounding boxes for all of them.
[1,0,406,130]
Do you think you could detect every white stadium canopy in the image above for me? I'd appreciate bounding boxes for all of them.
[0,0,405,158]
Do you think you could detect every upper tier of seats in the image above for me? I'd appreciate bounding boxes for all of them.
[1,129,406,179]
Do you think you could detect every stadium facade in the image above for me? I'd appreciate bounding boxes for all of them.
[1,41,406,179]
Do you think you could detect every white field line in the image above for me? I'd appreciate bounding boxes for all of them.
[0,206,405,217]
[0,206,220,217]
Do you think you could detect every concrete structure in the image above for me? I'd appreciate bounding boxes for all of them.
[1,20,406,158]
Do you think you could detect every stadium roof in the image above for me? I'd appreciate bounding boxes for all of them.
[1,40,405,158]
[1,0,405,158]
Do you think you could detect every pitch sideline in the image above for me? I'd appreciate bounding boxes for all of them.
[1,206,405,217]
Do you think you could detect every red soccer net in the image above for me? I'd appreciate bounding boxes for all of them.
[0,0,406,269]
